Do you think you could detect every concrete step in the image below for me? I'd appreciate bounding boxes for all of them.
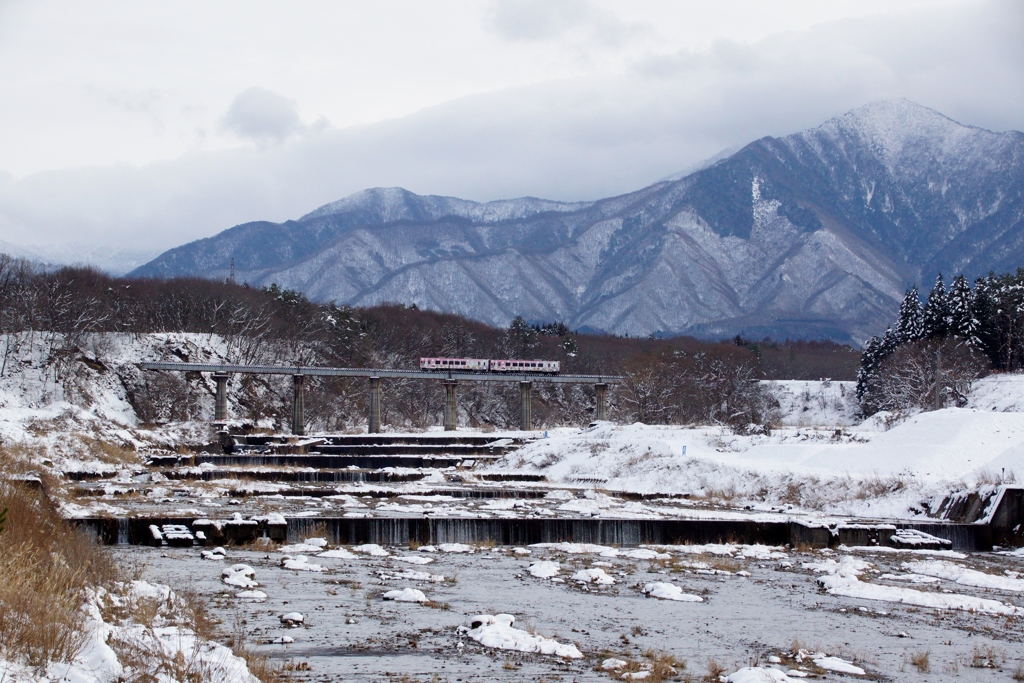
[160,468,430,483]
[148,453,498,469]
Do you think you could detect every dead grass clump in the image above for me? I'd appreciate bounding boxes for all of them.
[1012,660,1024,681]
[706,556,741,573]
[908,649,930,673]
[0,480,118,670]
[645,650,684,681]
[975,468,1017,486]
[603,651,683,683]
[856,473,916,499]
[968,644,1004,669]
[703,657,727,681]
[229,611,283,683]
[80,435,140,465]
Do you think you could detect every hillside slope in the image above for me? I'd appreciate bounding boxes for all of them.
[132,100,1024,344]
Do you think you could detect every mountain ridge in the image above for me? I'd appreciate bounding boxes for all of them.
[131,100,1024,344]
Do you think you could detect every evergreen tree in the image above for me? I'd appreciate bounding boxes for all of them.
[856,327,898,402]
[506,315,538,358]
[947,274,978,345]
[922,275,949,338]
[972,275,1002,365]
[895,286,924,344]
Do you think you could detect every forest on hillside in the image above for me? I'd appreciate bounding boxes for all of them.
[858,270,1024,416]
[0,254,861,431]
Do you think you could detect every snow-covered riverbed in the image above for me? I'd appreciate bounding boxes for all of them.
[119,540,1024,681]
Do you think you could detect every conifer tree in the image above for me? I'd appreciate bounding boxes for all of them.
[972,275,1001,364]
[947,274,978,345]
[922,275,949,338]
[856,326,898,403]
[895,286,924,344]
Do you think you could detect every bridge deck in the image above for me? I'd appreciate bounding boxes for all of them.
[140,361,620,383]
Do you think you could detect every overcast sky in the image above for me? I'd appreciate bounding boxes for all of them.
[0,0,1021,262]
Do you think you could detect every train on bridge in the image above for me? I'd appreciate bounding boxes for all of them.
[419,357,560,374]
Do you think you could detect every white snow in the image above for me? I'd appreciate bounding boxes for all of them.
[492,378,1024,518]
[317,548,357,559]
[279,541,328,553]
[394,554,434,564]
[462,614,582,659]
[724,667,798,682]
[235,590,267,601]
[528,561,561,579]
[351,544,390,556]
[812,655,865,675]
[280,612,304,625]
[641,582,704,602]
[281,555,325,572]
[903,560,1024,592]
[812,555,1020,615]
[437,543,474,553]
[570,568,616,585]
[383,588,428,603]
[0,580,261,683]
[221,564,258,588]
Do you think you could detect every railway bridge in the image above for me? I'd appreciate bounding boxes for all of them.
[140,362,621,434]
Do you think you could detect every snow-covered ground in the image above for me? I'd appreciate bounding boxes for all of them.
[0,580,260,683]
[492,373,1024,518]
[0,332,243,474]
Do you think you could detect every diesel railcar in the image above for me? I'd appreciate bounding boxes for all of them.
[419,357,560,374]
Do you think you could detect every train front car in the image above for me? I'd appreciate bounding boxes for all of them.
[419,357,489,372]
[490,359,560,374]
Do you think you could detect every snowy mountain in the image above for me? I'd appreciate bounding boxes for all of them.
[131,100,1024,344]
[0,239,160,275]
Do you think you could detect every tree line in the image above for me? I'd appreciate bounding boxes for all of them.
[0,255,859,430]
[857,269,1024,415]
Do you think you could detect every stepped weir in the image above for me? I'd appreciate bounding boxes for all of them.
[66,426,1023,552]
[60,365,1021,553]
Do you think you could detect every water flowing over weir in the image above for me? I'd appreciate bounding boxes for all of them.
[72,515,998,551]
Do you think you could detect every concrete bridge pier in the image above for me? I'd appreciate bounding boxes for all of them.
[443,380,458,431]
[213,372,229,421]
[291,374,305,436]
[595,382,607,421]
[520,381,532,431]
[369,376,382,433]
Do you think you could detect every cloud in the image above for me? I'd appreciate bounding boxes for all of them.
[485,0,597,41]
[0,1,1020,259]
[220,87,304,143]
[484,0,648,48]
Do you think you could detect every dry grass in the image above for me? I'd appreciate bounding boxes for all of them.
[968,644,1004,668]
[0,472,280,683]
[1013,660,1024,681]
[599,650,684,682]
[80,435,141,465]
[0,478,119,670]
[909,649,930,673]
[703,657,727,682]
[975,467,1017,486]
[229,610,283,683]
[856,473,916,499]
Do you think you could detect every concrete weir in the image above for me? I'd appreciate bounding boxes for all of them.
[72,515,996,551]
